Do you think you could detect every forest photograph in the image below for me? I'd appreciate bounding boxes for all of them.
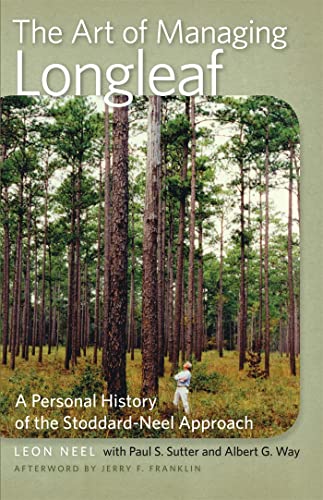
[0,95,300,438]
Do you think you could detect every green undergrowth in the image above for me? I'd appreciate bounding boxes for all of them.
[0,348,300,438]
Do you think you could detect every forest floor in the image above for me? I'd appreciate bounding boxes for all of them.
[0,349,300,438]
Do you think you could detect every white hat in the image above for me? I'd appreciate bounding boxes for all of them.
[183,361,192,369]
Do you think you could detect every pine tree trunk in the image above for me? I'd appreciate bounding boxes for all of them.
[65,167,75,370]
[94,161,102,364]
[157,144,166,376]
[73,160,82,363]
[180,279,186,363]
[47,243,53,355]
[279,312,284,356]
[295,293,300,356]
[106,96,129,398]
[172,98,189,372]
[187,96,197,361]
[245,177,251,348]
[82,263,88,357]
[0,99,9,363]
[294,156,300,227]
[85,300,90,356]
[10,173,24,369]
[166,209,174,361]
[128,199,136,361]
[217,210,224,358]
[32,224,38,356]
[22,191,32,360]
[288,143,296,375]
[39,168,49,363]
[258,171,263,353]
[142,96,161,397]
[264,126,270,377]
[238,155,247,371]
[294,156,300,358]
[102,104,111,375]
[51,284,57,350]
[56,293,60,351]
[1,156,10,365]
[196,217,204,361]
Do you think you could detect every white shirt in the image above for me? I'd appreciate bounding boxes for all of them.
[174,369,192,388]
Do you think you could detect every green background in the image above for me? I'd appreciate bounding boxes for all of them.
[1,0,323,498]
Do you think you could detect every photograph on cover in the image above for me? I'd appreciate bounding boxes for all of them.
[0,95,300,438]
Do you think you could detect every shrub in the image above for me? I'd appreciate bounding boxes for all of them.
[190,364,225,393]
[246,351,266,379]
[71,364,104,398]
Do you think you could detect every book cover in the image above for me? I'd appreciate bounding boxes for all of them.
[0,1,322,499]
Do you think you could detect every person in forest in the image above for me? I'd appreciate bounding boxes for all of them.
[173,361,192,414]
